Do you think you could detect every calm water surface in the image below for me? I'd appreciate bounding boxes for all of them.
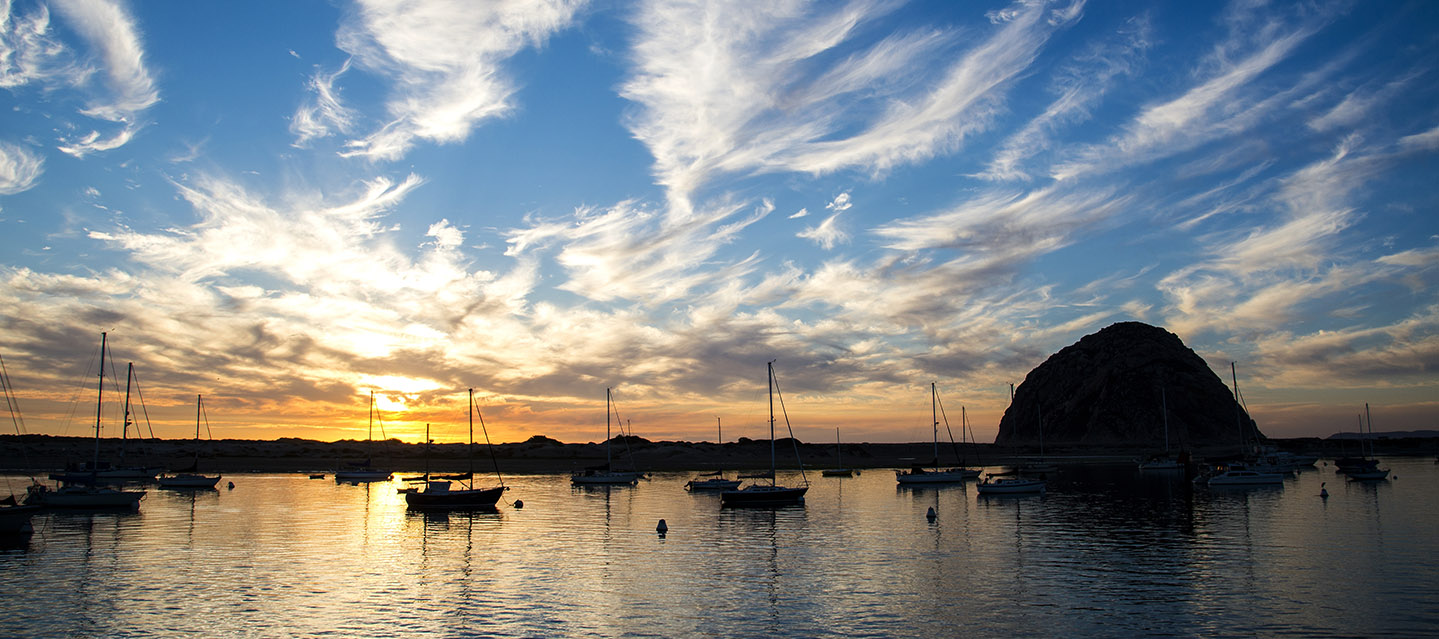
[2,458,1437,637]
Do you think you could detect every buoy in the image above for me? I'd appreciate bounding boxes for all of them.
[513,499,523,509]
[926,507,936,521]
[227,481,235,490]
[657,519,668,537]
[1320,482,1328,498]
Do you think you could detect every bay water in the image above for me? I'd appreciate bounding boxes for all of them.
[2,457,1437,637]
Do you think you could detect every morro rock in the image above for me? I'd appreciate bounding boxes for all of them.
[995,322,1263,449]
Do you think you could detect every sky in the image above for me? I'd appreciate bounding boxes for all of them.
[1,0,1436,447]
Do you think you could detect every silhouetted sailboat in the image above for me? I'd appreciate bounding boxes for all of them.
[28,333,145,509]
[406,389,508,509]
[720,362,808,507]
[686,417,741,491]
[49,340,163,484]
[572,388,643,485]
[334,391,393,483]
[1139,388,1182,471]
[0,353,40,533]
[1343,404,1390,481]
[896,383,980,484]
[821,427,855,477]
[158,394,222,489]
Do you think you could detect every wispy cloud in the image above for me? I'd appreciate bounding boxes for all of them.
[291,58,357,148]
[979,13,1151,182]
[48,0,158,157]
[1051,3,1331,181]
[0,140,44,194]
[505,197,770,304]
[622,0,1079,207]
[332,0,585,160]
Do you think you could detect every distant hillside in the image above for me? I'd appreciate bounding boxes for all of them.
[1329,430,1439,440]
[995,322,1261,449]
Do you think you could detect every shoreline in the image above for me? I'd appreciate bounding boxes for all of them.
[3,433,1436,475]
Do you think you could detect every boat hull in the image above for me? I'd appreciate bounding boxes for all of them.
[1206,470,1285,486]
[896,468,980,484]
[976,478,1046,494]
[26,485,145,509]
[1344,468,1390,481]
[685,478,741,491]
[720,485,807,507]
[0,505,40,534]
[49,466,164,484]
[821,469,854,477]
[571,472,641,486]
[334,470,392,482]
[405,484,506,509]
[158,474,221,488]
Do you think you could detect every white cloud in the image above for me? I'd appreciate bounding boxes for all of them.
[0,140,44,194]
[621,0,1077,206]
[333,0,585,160]
[49,0,158,157]
[798,212,847,250]
[291,59,357,147]
[1051,5,1328,181]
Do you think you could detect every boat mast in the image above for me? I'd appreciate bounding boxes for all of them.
[193,394,203,468]
[467,388,475,487]
[93,332,107,469]
[120,361,134,466]
[931,382,939,468]
[368,390,375,461]
[1231,362,1244,455]
[768,362,776,486]
[1364,403,1373,459]
[606,388,614,471]
[1161,387,1169,452]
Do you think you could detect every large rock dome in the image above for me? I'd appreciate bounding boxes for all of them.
[994,322,1263,449]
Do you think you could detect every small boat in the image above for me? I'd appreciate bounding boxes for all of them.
[896,383,981,484]
[33,334,148,509]
[0,498,39,534]
[158,394,221,489]
[1345,468,1390,481]
[1206,469,1285,486]
[1139,388,1184,471]
[571,388,643,486]
[976,476,1046,495]
[721,362,808,507]
[686,473,742,490]
[49,343,163,484]
[1339,404,1389,481]
[405,390,509,510]
[308,474,326,480]
[334,391,393,483]
[686,418,743,490]
[821,427,855,477]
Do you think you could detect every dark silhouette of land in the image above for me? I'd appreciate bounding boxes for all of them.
[2,433,1434,475]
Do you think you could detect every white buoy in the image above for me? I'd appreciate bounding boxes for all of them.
[926,507,936,521]
[1320,482,1328,498]
[657,519,668,536]
[227,481,235,490]
[513,499,524,509]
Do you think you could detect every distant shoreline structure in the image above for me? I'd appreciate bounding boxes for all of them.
[2,433,1436,475]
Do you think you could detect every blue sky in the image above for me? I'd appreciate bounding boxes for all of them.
[1,0,1436,445]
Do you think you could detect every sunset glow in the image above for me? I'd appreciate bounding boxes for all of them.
[1,0,1435,444]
